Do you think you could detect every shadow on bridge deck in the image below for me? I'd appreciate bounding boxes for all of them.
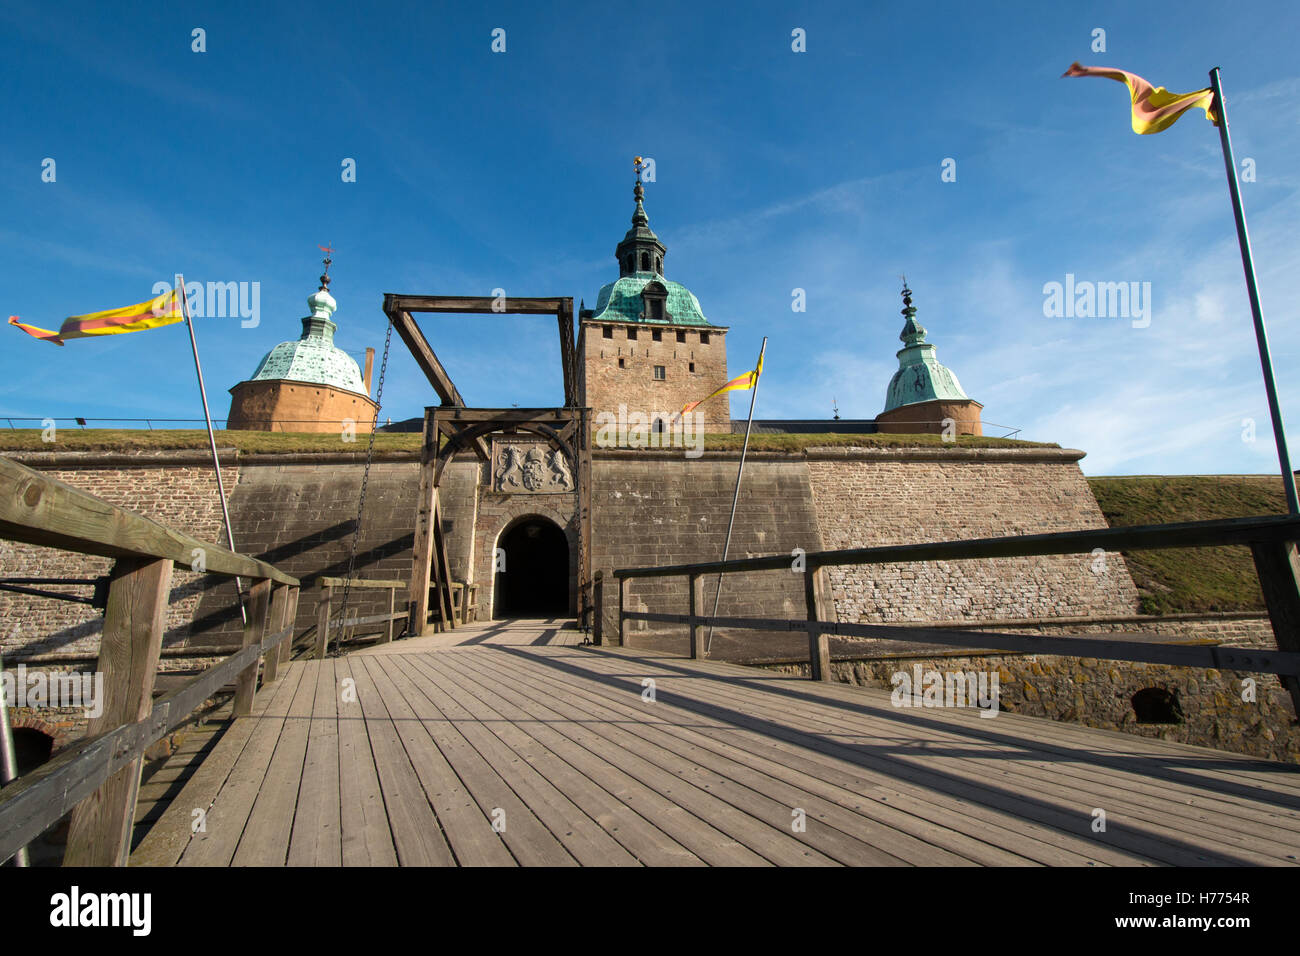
[131,623,1300,867]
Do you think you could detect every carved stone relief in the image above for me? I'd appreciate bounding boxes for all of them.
[491,439,574,494]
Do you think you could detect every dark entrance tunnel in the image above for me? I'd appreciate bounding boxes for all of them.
[493,517,569,618]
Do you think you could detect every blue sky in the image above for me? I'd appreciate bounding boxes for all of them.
[2,0,1299,476]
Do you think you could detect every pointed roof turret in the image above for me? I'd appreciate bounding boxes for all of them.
[244,248,367,395]
[616,158,667,278]
[882,280,972,412]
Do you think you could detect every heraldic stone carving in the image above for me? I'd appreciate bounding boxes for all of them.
[492,440,574,494]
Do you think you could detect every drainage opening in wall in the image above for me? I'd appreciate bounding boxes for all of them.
[494,517,569,618]
[1131,687,1184,724]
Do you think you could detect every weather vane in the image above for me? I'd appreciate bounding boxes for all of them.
[318,244,334,289]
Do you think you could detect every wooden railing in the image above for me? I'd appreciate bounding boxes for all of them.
[612,514,1300,713]
[314,575,409,658]
[0,456,300,866]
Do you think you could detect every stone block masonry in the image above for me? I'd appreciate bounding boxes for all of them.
[0,452,239,660]
[805,447,1140,624]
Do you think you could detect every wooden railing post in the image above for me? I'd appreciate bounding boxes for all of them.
[804,563,831,682]
[64,555,172,866]
[279,585,299,666]
[1251,539,1300,715]
[618,574,628,647]
[592,571,604,645]
[315,583,332,659]
[410,409,437,636]
[385,585,396,644]
[689,573,705,659]
[234,578,271,717]
[263,583,289,683]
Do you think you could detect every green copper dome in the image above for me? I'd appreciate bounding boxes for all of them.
[247,282,367,394]
[882,284,971,411]
[588,180,715,326]
[588,275,712,326]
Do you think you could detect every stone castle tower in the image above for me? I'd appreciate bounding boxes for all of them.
[876,283,982,436]
[226,254,378,433]
[577,178,731,432]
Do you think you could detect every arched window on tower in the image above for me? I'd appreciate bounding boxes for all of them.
[656,256,662,273]
[640,252,649,272]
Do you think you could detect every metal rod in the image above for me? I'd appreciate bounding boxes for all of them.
[177,274,248,624]
[705,337,767,655]
[0,657,31,865]
[1209,68,1299,515]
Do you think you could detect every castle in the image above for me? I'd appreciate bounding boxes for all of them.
[7,178,1293,778]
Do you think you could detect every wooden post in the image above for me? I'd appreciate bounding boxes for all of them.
[804,564,831,682]
[234,578,271,716]
[385,585,396,643]
[409,408,438,636]
[689,573,706,659]
[64,556,172,866]
[263,584,289,684]
[592,570,604,645]
[433,492,456,630]
[315,583,333,659]
[618,575,628,647]
[278,585,299,666]
[1251,539,1300,715]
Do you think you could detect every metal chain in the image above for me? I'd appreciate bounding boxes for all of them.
[334,317,393,654]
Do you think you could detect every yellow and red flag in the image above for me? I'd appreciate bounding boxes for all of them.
[677,351,764,420]
[1062,62,1219,134]
[9,287,185,346]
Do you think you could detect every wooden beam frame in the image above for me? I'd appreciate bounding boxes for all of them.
[63,555,173,866]
[382,294,578,409]
[0,457,296,585]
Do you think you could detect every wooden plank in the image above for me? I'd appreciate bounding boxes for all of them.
[553,650,1159,866]
[229,660,319,865]
[233,578,271,717]
[315,585,332,659]
[278,586,299,667]
[576,649,1292,865]
[409,653,746,864]
[179,663,308,866]
[409,413,436,636]
[624,611,1300,677]
[286,659,343,866]
[0,456,297,585]
[1253,539,1300,715]
[387,654,685,865]
[429,652,827,865]
[338,658,460,868]
[388,295,570,315]
[370,655,581,866]
[133,665,300,866]
[434,491,456,631]
[263,584,289,684]
[333,657,399,866]
[65,556,173,866]
[318,576,408,590]
[689,573,703,659]
[550,649,1297,862]
[480,648,1037,866]
[804,566,829,681]
[615,514,1300,578]
[499,649,1085,866]
[446,649,937,866]
[384,305,465,406]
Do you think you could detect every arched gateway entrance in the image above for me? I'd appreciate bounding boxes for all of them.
[493,516,570,618]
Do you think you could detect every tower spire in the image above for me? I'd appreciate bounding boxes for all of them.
[617,157,666,277]
[318,243,334,292]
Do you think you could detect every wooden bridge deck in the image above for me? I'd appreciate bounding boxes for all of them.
[132,622,1300,867]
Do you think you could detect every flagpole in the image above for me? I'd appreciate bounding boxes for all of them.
[705,336,767,656]
[1209,68,1299,515]
[176,274,247,624]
